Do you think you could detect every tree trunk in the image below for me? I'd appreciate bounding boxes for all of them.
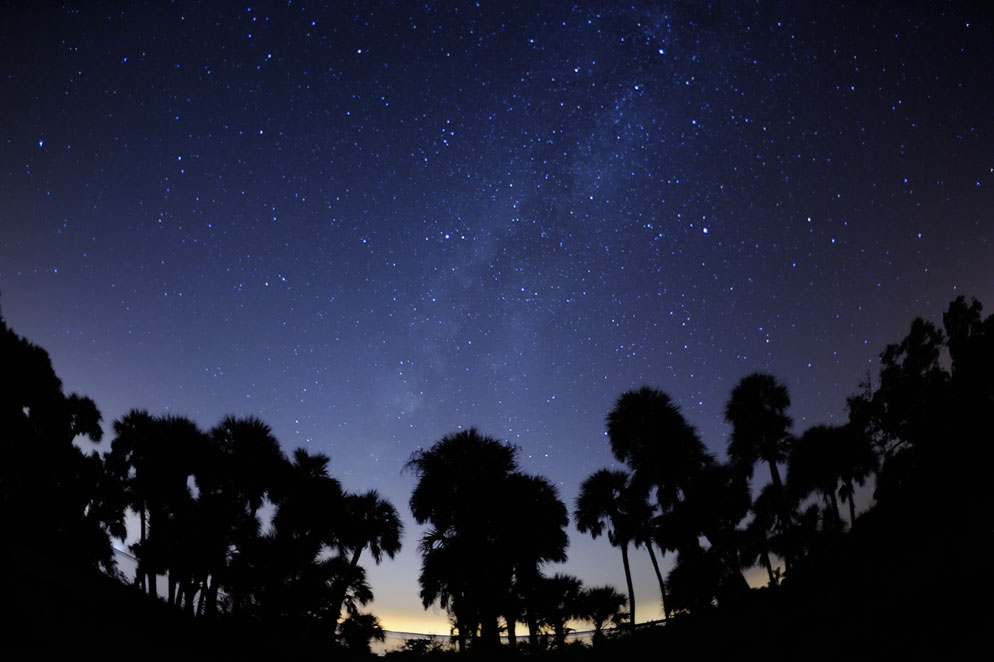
[136,504,148,594]
[621,543,636,633]
[554,620,566,651]
[846,481,857,526]
[505,614,517,651]
[329,544,365,642]
[645,543,669,618]
[527,613,539,649]
[828,490,842,528]
[768,459,794,576]
[479,605,500,650]
[762,550,775,585]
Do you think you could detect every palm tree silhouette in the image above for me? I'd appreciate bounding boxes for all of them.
[605,387,747,596]
[725,373,796,572]
[502,472,569,651]
[107,411,206,598]
[407,429,516,650]
[199,416,288,616]
[329,490,402,634]
[789,424,845,527]
[575,468,638,631]
[407,428,567,651]
[533,572,584,651]
[835,425,878,526]
[742,483,783,586]
[578,585,626,646]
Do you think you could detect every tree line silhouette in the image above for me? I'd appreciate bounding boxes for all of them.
[2,295,991,657]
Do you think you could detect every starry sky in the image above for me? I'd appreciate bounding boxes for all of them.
[1,1,992,634]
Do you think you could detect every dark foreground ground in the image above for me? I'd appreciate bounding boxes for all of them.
[2,515,988,661]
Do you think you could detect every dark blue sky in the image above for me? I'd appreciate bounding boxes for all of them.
[2,1,991,632]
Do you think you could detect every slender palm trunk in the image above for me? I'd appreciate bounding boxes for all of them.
[768,459,793,575]
[761,550,775,585]
[505,614,517,651]
[205,575,219,616]
[480,612,500,650]
[828,490,842,527]
[330,543,365,641]
[621,542,635,632]
[845,480,857,525]
[554,620,566,650]
[527,613,539,649]
[136,504,148,593]
[645,543,669,618]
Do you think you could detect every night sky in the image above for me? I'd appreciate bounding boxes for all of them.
[2,1,992,634]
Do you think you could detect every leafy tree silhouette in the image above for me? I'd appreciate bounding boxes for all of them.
[0,307,124,572]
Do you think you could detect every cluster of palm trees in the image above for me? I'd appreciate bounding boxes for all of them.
[104,410,403,645]
[406,429,626,652]
[571,295,993,630]
[0,303,403,650]
[4,294,991,654]
[572,373,881,622]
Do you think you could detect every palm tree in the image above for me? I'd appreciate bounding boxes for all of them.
[725,373,796,572]
[575,469,638,631]
[835,426,878,526]
[338,612,385,655]
[407,428,522,651]
[329,490,403,632]
[502,472,569,651]
[628,486,670,618]
[263,448,346,624]
[533,573,584,651]
[578,585,626,646]
[606,387,710,506]
[742,483,783,586]
[725,372,793,489]
[788,425,845,527]
[605,387,747,592]
[107,411,206,598]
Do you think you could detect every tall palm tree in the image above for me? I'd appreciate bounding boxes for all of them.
[606,387,710,506]
[788,425,845,527]
[195,416,288,617]
[628,486,670,618]
[835,426,878,526]
[503,472,569,651]
[575,469,638,631]
[329,490,403,631]
[725,373,796,572]
[605,387,747,592]
[107,411,206,598]
[725,372,793,490]
[407,428,521,651]
[742,483,783,586]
